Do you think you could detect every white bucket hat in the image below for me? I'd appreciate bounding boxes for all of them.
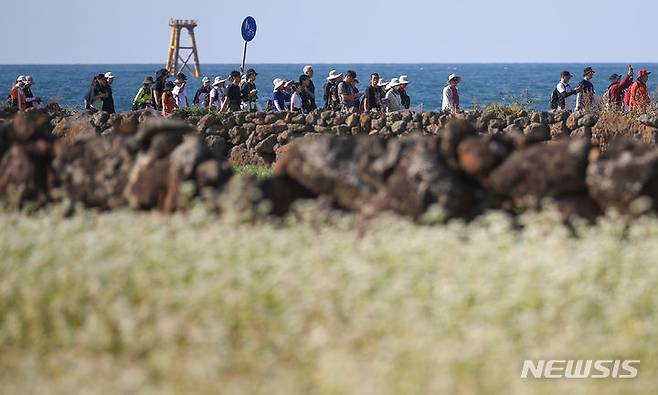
[447,73,461,83]
[386,78,401,90]
[326,69,343,81]
[273,78,286,90]
[213,76,226,86]
[16,75,26,83]
[104,72,115,80]
[399,75,411,85]
[378,79,389,87]
[202,76,210,83]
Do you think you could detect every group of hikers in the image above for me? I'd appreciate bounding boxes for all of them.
[551,65,651,112]
[6,75,41,111]
[6,65,653,115]
[126,65,463,116]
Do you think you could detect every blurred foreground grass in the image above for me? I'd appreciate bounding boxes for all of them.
[233,165,273,179]
[1,207,657,394]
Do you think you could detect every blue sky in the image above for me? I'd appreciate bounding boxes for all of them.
[1,0,656,64]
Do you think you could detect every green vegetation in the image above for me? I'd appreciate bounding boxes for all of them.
[233,164,274,178]
[172,106,210,118]
[1,208,657,394]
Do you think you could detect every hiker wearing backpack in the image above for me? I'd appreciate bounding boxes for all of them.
[551,71,581,111]
[323,70,343,111]
[605,65,634,111]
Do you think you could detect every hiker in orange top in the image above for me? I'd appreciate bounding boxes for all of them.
[161,81,178,116]
[629,69,651,111]
[10,76,27,112]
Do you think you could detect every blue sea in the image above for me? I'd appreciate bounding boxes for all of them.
[1,64,655,113]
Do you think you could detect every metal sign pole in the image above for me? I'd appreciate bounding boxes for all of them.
[240,41,248,74]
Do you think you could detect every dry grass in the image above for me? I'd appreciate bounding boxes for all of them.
[1,206,658,394]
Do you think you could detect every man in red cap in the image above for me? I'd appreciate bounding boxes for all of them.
[629,69,651,111]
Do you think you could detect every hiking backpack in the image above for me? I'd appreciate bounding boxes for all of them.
[550,88,560,110]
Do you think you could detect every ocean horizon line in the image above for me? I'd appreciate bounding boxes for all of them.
[2,61,658,66]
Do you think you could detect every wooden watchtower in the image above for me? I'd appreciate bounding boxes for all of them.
[166,19,201,78]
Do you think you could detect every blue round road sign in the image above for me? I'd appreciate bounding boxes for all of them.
[241,16,257,42]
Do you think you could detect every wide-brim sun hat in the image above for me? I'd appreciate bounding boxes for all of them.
[387,78,401,90]
[378,79,389,87]
[399,75,411,84]
[273,78,286,90]
[202,76,210,83]
[447,74,461,83]
[213,76,226,86]
[16,75,26,83]
[326,69,343,81]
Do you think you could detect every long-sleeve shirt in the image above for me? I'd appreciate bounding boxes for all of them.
[555,82,575,111]
[629,81,650,110]
[172,85,188,108]
[385,89,404,113]
[10,84,26,112]
[575,80,595,111]
[608,75,633,108]
[442,85,460,112]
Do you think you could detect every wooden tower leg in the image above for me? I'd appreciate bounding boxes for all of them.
[187,27,201,78]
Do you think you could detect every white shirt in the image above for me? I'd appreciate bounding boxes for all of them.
[209,85,225,109]
[556,81,573,111]
[442,85,458,111]
[291,91,303,111]
[172,85,188,108]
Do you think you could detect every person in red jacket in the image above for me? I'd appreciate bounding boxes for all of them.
[607,65,634,110]
[629,69,651,111]
[9,76,27,112]
[161,81,178,116]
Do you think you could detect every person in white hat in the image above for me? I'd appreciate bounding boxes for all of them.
[271,78,287,112]
[209,76,226,110]
[442,74,461,112]
[323,69,343,110]
[398,75,411,109]
[193,76,212,108]
[101,72,116,113]
[9,76,27,112]
[385,78,404,113]
[302,65,317,109]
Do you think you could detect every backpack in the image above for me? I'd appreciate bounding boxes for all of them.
[550,88,559,110]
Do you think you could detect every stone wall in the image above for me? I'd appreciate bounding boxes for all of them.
[1,104,658,223]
